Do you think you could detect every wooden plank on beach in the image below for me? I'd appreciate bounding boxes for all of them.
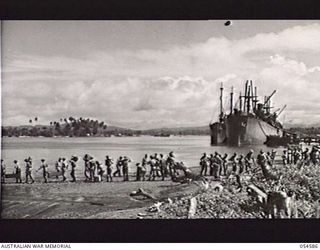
[247,184,267,203]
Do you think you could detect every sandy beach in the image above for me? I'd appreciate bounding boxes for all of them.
[1,175,204,219]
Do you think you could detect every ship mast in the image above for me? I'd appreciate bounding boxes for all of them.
[219,82,224,122]
[230,86,234,114]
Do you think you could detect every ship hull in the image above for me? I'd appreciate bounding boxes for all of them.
[210,115,281,146]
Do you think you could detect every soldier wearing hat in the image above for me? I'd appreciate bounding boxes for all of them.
[105,155,113,182]
[159,154,168,181]
[88,159,96,182]
[166,152,176,177]
[54,158,62,179]
[113,156,123,177]
[13,160,22,183]
[282,150,288,166]
[228,152,238,173]
[257,150,267,170]
[1,159,6,183]
[245,150,255,173]
[37,159,49,183]
[200,153,209,176]
[148,155,158,181]
[212,152,223,178]
[302,148,310,166]
[237,154,245,175]
[96,161,104,181]
[220,153,228,176]
[69,156,78,182]
[83,154,93,181]
[25,157,34,184]
[122,156,131,181]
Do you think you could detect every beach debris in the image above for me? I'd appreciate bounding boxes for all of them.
[146,202,163,213]
[187,197,197,219]
[212,183,224,192]
[247,184,267,204]
[130,188,156,200]
[167,198,173,204]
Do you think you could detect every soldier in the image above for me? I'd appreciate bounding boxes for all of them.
[245,150,255,173]
[122,156,131,181]
[212,152,222,179]
[96,161,104,181]
[148,155,158,181]
[113,156,123,177]
[282,150,288,166]
[105,156,113,182]
[88,160,96,181]
[200,153,209,176]
[154,153,161,177]
[166,151,176,177]
[209,154,215,176]
[83,154,93,181]
[228,152,237,173]
[69,156,78,182]
[55,158,62,172]
[14,160,22,183]
[302,148,310,166]
[54,158,62,180]
[256,150,271,178]
[159,154,168,181]
[37,159,48,183]
[293,149,302,165]
[61,157,68,182]
[237,154,245,175]
[266,152,273,166]
[220,153,228,176]
[25,158,35,184]
[1,159,6,183]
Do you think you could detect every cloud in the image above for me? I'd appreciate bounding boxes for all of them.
[2,23,320,128]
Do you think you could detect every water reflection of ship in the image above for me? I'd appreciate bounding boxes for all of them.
[210,80,287,146]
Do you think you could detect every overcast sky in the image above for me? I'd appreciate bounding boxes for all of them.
[2,20,320,129]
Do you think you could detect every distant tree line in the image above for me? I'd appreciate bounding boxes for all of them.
[2,117,110,137]
[287,127,320,137]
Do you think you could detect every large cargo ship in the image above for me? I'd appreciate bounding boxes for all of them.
[210,80,286,146]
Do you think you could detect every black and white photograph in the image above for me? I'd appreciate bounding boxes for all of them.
[1,20,320,220]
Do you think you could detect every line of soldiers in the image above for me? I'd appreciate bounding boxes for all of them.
[282,145,320,167]
[199,149,276,178]
[3,146,318,184]
[0,151,179,184]
[1,156,79,184]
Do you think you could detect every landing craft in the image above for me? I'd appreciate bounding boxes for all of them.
[210,80,286,146]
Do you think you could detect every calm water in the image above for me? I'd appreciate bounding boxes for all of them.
[1,135,277,176]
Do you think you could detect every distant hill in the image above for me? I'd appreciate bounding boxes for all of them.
[141,126,210,136]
